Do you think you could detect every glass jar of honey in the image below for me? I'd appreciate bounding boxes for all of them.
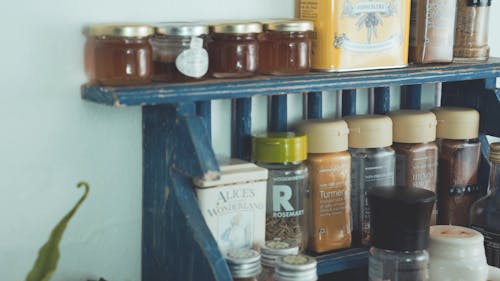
[208,22,262,78]
[259,20,313,75]
[151,22,209,82]
[84,24,154,86]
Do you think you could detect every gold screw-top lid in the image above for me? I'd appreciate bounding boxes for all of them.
[85,23,154,37]
[154,22,208,36]
[263,19,314,32]
[388,110,437,143]
[296,119,349,153]
[210,21,263,34]
[343,115,393,149]
[490,142,500,162]
[431,107,480,140]
[252,132,307,163]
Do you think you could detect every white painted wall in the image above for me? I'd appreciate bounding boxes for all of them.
[0,1,498,280]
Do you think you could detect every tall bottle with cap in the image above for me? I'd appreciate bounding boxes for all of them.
[432,107,481,226]
[368,186,436,281]
[471,142,500,268]
[389,110,439,224]
[252,133,309,250]
[296,119,352,253]
[344,115,396,246]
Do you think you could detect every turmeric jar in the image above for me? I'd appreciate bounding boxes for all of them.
[84,24,154,86]
[208,22,262,78]
[296,119,352,253]
[151,22,209,82]
[259,20,313,75]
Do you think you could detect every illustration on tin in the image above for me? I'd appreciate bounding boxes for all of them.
[335,0,402,52]
[220,212,254,250]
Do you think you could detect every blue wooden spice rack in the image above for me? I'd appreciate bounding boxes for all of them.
[82,59,500,281]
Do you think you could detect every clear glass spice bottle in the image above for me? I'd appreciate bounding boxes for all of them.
[259,20,313,75]
[344,115,396,246]
[389,110,438,224]
[296,119,352,253]
[409,0,457,63]
[150,22,209,82]
[226,248,262,281]
[471,142,500,267]
[368,186,436,281]
[208,22,262,78]
[432,107,481,226]
[252,133,309,250]
[258,240,299,281]
[274,255,317,281]
[454,0,491,62]
[83,23,154,86]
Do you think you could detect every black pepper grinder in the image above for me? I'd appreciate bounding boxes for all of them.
[368,186,436,281]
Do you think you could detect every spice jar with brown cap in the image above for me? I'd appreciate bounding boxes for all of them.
[84,23,154,86]
[296,119,352,253]
[471,142,500,267]
[432,107,481,226]
[389,110,438,224]
[208,22,262,78]
[409,0,457,64]
[259,20,313,75]
[344,115,396,246]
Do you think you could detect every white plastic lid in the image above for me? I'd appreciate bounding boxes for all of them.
[193,159,268,188]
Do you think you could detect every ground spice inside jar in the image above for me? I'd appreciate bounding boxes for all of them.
[432,107,481,226]
[454,0,491,61]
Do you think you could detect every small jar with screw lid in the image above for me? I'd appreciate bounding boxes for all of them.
[208,22,262,78]
[259,20,313,75]
[84,23,154,86]
[226,248,262,281]
[151,22,209,82]
[258,240,299,281]
[274,255,317,281]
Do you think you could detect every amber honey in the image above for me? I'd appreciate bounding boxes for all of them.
[84,24,153,86]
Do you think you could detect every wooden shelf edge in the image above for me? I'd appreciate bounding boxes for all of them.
[81,58,500,107]
[312,247,369,276]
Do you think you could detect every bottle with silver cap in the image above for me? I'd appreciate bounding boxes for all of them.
[151,22,209,82]
[226,248,262,281]
[258,240,299,281]
[274,255,317,281]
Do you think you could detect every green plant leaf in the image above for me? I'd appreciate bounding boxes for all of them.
[25,182,90,281]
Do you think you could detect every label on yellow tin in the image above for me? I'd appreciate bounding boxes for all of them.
[300,0,410,71]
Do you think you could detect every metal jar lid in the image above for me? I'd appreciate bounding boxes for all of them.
[275,255,317,281]
[210,21,263,34]
[263,20,314,32]
[154,22,208,36]
[490,142,500,162]
[260,240,300,267]
[225,249,262,278]
[85,23,154,37]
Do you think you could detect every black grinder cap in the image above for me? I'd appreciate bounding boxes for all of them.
[368,186,436,251]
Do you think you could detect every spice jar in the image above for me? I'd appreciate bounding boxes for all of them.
[368,186,435,281]
[454,0,491,62]
[258,240,299,281]
[296,120,352,253]
[252,133,309,250]
[226,248,262,281]
[471,143,500,268]
[151,22,209,82]
[84,23,154,86]
[208,22,262,78]
[259,20,313,75]
[432,107,481,226]
[194,159,268,254]
[344,115,395,246]
[409,0,457,63]
[275,255,317,281]
[389,110,438,224]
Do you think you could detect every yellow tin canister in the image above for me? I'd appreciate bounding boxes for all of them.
[300,0,411,72]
